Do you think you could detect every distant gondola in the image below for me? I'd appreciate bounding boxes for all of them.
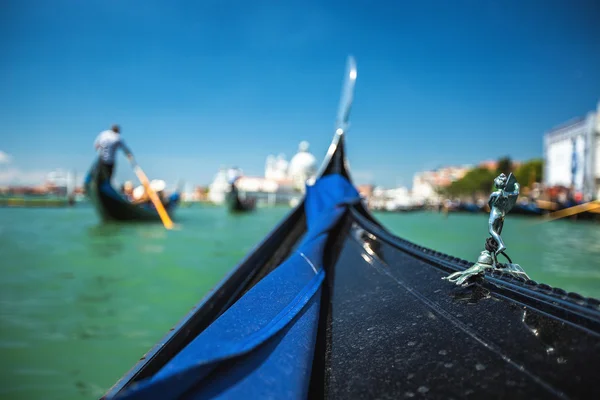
[84,160,180,222]
[512,201,545,216]
[225,180,256,212]
[101,58,600,400]
[457,202,483,213]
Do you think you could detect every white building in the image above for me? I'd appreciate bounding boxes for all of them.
[208,141,318,205]
[207,168,231,204]
[412,171,438,204]
[370,186,415,211]
[46,169,76,197]
[288,141,318,192]
[544,101,600,200]
[412,165,472,203]
[265,154,289,181]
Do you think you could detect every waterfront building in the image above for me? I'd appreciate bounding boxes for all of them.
[369,186,416,211]
[265,154,289,182]
[207,168,231,204]
[357,184,373,200]
[207,141,318,206]
[412,171,438,203]
[46,169,76,198]
[544,101,600,200]
[412,165,472,203]
[288,141,318,192]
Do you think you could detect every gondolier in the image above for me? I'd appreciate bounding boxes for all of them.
[227,167,242,185]
[94,124,133,182]
[225,167,256,212]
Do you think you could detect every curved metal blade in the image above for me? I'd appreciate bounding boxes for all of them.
[336,55,357,133]
[316,56,358,179]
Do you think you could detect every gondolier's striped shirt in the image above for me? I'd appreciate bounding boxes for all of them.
[94,130,132,164]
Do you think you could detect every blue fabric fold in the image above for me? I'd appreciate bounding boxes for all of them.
[115,174,359,400]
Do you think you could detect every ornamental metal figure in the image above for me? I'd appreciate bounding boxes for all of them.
[488,173,519,259]
[443,172,529,286]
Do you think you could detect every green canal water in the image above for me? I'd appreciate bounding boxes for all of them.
[0,205,598,399]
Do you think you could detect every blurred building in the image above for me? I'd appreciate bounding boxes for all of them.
[46,169,76,197]
[182,185,208,202]
[208,141,318,206]
[544,101,600,200]
[370,186,417,211]
[478,160,498,171]
[207,168,231,204]
[288,141,318,191]
[412,165,472,203]
[357,184,373,199]
[356,184,374,208]
[0,169,79,199]
[265,154,289,181]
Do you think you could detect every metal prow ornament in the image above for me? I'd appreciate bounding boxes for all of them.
[443,173,530,286]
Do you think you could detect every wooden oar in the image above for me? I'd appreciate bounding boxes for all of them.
[130,159,174,230]
[536,199,559,211]
[538,200,600,223]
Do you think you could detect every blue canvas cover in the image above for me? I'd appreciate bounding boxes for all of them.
[116,174,359,399]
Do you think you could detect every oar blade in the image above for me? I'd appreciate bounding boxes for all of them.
[133,165,175,230]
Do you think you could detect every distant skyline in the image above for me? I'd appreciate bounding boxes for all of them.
[1,0,599,188]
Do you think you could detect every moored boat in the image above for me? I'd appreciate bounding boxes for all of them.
[84,160,180,222]
[102,57,600,400]
[457,201,483,213]
[225,182,256,212]
[513,201,545,216]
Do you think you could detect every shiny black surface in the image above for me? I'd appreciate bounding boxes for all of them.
[321,215,600,399]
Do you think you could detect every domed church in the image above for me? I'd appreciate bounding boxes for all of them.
[287,141,318,192]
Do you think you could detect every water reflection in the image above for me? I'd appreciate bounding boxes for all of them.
[87,222,125,237]
[521,309,567,364]
[450,284,491,304]
[352,223,384,265]
[86,224,126,258]
[86,221,171,257]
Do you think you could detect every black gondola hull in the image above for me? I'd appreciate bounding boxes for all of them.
[225,184,256,212]
[320,211,600,399]
[84,161,179,222]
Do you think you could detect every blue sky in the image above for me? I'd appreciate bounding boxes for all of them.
[1,0,599,188]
